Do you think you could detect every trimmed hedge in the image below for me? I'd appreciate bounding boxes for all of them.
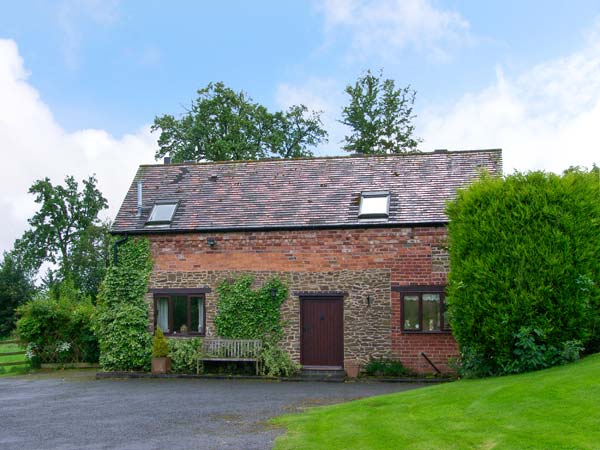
[447,168,600,377]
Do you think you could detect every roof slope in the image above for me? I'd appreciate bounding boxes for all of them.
[112,149,502,233]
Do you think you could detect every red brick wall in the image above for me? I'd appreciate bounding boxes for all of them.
[150,227,447,283]
[147,226,459,373]
[391,291,458,373]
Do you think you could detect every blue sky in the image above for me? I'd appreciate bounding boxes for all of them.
[3,1,599,136]
[1,0,600,254]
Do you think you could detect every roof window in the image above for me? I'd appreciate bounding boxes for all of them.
[147,202,177,224]
[359,191,390,219]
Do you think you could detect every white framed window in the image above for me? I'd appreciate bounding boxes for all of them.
[147,202,177,224]
[359,191,390,218]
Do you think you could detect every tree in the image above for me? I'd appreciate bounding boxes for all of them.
[68,220,111,300]
[340,70,420,155]
[14,175,108,298]
[152,82,327,162]
[0,252,35,336]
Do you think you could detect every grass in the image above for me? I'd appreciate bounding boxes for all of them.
[273,354,600,450]
[0,337,31,377]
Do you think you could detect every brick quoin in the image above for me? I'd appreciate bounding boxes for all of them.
[147,225,459,373]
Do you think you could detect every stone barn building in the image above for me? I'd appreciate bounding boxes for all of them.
[112,149,502,374]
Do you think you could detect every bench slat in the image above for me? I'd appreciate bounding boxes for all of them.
[198,338,262,375]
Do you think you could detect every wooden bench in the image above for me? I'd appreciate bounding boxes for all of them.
[197,338,262,375]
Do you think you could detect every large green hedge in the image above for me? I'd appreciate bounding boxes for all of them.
[447,168,600,377]
[94,237,153,371]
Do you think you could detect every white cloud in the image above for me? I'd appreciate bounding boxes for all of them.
[57,0,121,69]
[0,39,156,255]
[316,0,470,61]
[276,77,348,155]
[420,32,600,173]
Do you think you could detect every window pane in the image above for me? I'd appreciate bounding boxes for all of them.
[423,293,441,331]
[156,297,169,333]
[443,298,450,330]
[148,203,176,223]
[190,297,204,334]
[359,193,389,217]
[173,296,188,333]
[403,295,419,330]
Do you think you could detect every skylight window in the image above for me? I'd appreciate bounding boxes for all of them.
[147,202,177,224]
[359,191,390,218]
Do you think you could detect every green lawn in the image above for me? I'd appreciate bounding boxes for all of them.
[0,338,31,377]
[273,354,600,450]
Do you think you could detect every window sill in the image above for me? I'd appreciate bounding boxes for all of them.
[401,330,451,335]
[164,333,205,338]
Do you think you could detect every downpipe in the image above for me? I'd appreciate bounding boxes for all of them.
[112,234,128,266]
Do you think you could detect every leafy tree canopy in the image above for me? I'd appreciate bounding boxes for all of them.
[340,69,420,155]
[152,82,328,162]
[0,251,35,336]
[14,175,109,298]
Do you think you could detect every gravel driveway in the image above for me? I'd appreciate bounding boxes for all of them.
[0,370,426,450]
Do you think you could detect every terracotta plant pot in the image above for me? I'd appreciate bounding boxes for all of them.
[345,362,361,378]
[151,357,171,374]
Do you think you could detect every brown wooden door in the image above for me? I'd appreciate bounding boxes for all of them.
[300,297,344,367]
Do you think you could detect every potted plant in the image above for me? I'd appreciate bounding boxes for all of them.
[151,327,171,374]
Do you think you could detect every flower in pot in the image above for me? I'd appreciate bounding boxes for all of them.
[151,327,171,374]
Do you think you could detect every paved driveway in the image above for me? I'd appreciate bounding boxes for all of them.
[0,371,426,450]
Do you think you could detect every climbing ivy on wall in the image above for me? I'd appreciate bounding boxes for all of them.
[215,276,298,376]
[94,237,153,371]
[215,276,287,341]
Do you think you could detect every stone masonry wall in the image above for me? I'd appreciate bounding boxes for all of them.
[146,226,457,373]
[147,269,391,365]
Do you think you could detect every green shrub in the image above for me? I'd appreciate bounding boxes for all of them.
[152,327,169,358]
[168,337,201,373]
[17,278,98,364]
[363,358,409,377]
[260,342,300,377]
[447,168,600,377]
[95,303,151,371]
[95,237,153,371]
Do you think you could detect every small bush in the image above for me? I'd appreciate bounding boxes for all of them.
[260,342,300,377]
[152,327,169,358]
[17,279,98,364]
[363,358,409,377]
[168,337,201,373]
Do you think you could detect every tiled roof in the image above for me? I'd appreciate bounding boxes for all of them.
[112,149,502,233]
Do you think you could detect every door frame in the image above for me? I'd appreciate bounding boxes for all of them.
[299,294,344,368]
